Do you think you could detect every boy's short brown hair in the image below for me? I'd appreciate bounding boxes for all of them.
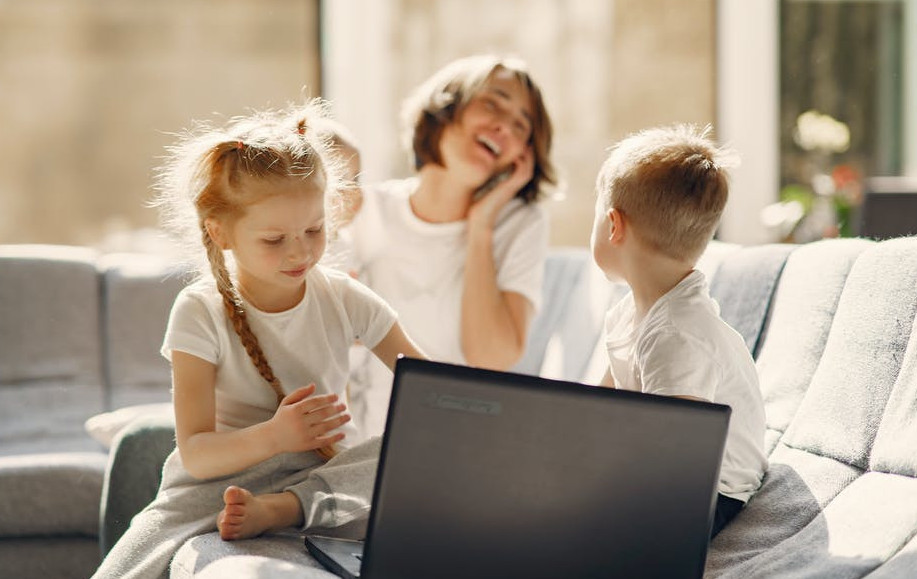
[596,124,738,262]
[401,54,556,203]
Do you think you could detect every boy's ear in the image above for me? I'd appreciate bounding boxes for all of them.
[204,218,230,250]
[607,208,626,244]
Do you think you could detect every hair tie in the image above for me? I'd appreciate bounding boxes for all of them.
[235,140,244,150]
[297,120,307,135]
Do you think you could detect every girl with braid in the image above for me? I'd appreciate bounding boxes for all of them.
[93,102,424,579]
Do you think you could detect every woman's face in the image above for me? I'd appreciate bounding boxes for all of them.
[439,69,534,186]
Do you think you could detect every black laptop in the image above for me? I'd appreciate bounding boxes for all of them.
[306,357,730,579]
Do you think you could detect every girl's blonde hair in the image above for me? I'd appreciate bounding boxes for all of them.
[154,101,344,460]
[401,54,557,203]
[596,124,739,263]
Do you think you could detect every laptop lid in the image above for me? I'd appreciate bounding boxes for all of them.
[350,357,731,579]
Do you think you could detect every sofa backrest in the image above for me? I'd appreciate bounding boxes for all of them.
[0,245,106,454]
[707,236,917,577]
[99,252,186,410]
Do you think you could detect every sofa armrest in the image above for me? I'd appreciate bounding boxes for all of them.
[100,412,176,555]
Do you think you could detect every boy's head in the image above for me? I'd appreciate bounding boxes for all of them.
[315,118,362,228]
[593,124,737,264]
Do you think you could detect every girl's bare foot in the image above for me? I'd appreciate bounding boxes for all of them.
[217,486,303,540]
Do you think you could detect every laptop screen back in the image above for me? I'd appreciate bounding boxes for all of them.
[360,358,730,579]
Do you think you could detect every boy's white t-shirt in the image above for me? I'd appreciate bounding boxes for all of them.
[345,177,549,437]
[161,264,397,449]
[604,269,767,502]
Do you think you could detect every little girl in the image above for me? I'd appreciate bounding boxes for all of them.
[92,102,424,579]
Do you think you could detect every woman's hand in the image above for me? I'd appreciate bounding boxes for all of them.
[267,385,350,453]
[468,146,535,234]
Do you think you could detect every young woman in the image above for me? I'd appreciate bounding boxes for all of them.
[347,54,559,438]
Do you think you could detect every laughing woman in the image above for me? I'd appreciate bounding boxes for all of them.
[346,54,559,438]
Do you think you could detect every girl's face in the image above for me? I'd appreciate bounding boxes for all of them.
[210,175,327,312]
[439,70,534,187]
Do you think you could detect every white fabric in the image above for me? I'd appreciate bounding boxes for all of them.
[604,269,767,502]
[345,177,549,438]
[161,264,397,448]
[93,439,381,579]
[83,403,172,449]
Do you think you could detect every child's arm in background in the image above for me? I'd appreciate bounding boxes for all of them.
[599,367,616,388]
[370,321,427,371]
[170,351,349,480]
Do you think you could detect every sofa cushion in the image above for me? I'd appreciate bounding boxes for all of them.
[0,451,107,537]
[712,472,917,578]
[514,247,630,382]
[0,245,107,455]
[0,245,102,386]
[99,252,187,410]
[99,411,176,556]
[783,237,917,469]
[708,236,917,578]
[0,536,100,579]
[870,304,917,478]
[0,381,107,455]
[85,402,173,449]
[706,443,861,575]
[752,238,873,453]
[708,243,796,358]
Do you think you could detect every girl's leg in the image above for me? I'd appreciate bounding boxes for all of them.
[217,485,303,540]
[221,437,382,540]
[94,449,303,578]
[92,450,230,579]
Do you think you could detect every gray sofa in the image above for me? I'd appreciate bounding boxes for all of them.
[0,245,183,578]
[4,236,917,578]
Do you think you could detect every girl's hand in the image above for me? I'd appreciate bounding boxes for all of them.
[268,384,350,454]
[468,146,535,234]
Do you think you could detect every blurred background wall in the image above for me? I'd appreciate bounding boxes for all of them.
[0,0,321,248]
[0,0,713,249]
[1,0,913,249]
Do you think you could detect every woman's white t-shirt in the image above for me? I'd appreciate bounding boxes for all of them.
[344,177,549,437]
[161,265,397,449]
[604,269,768,502]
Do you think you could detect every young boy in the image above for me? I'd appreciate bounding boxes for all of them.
[590,124,767,537]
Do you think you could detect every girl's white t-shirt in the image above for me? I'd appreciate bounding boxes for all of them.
[161,265,397,449]
[344,177,549,437]
[604,269,768,502]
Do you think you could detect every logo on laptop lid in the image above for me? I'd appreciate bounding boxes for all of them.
[424,392,502,416]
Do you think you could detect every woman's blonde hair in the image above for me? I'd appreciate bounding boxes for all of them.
[154,101,344,460]
[401,54,557,203]
[596,124,739,263]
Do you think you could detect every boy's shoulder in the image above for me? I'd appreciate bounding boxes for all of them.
[642,271,743,354]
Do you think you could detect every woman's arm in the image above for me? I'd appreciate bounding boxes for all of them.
[461,238,532,369]
[171,351,349,479]
[462,148,537,370]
